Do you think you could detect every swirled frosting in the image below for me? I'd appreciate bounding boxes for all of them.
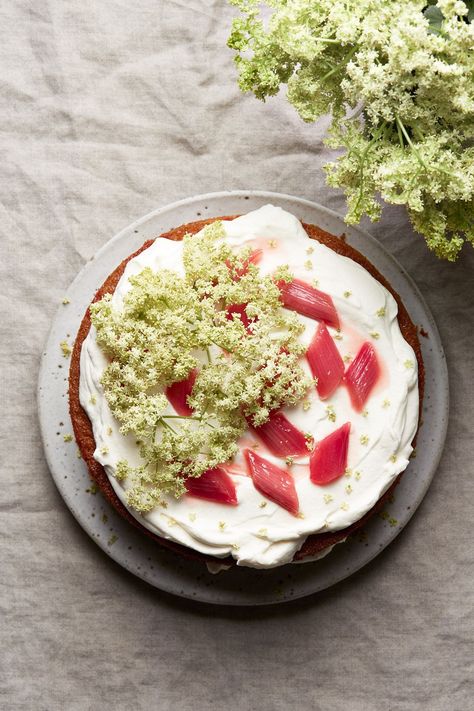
[79,205,419,568]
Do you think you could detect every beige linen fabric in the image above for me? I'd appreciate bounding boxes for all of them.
[1,2,473,710]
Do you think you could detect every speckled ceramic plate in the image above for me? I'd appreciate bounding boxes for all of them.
[38,191,448,606]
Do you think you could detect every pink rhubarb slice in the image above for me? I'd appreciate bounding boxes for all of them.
[251,410,310,457]
[165,369,197,416]
[243,248,263,269]
[226,303,256,331]
[344,342,380,412]
[185,467,238,505]
[310,422,351,485]
[307,323,344,399]
[244,449,299,516]
[277,278,339,329]
[227,248,263,280]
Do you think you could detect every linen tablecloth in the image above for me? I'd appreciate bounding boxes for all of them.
[2,2,473,709]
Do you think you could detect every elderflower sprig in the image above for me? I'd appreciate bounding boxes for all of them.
[228,0,474,260]
[91,221,312,511]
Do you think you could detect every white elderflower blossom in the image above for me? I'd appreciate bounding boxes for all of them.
[229,0,474,260]
[91,222,312,511]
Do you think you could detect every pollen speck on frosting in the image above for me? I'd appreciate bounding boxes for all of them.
[60,340,71,358]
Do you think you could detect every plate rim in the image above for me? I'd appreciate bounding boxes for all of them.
[38,190,449,606]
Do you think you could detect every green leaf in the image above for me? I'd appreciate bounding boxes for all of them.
[465,0,474,22]
[423,5,444,33]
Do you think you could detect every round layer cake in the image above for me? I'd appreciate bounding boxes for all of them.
[70,205,423,569]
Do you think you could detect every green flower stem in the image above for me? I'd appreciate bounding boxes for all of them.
[395,116,427,170]
[158,417,178,434]
[353,120,387,214]
[320,45,357,83]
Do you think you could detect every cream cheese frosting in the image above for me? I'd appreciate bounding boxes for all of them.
[79,205,419,569]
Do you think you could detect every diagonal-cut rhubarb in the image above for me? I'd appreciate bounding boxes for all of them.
[226,248,263,280]
[251,410,310,457]
[244,449,299,515]
[277,278,339,329]
[226,303,257,331]
[310,422,351,485]
[344,342,380,412]
[307,322,344,399]
[244,248,263,269]
[185,466,238,505]
[165,369,197,416]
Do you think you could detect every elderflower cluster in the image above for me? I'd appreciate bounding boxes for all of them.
[91,221,311,511]
[228,0,474,260]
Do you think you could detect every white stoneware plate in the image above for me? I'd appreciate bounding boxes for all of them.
[38,191,448,606]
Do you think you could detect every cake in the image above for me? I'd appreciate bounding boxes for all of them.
[69,205,423,569]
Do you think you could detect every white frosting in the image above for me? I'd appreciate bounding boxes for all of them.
[79,205,419,569]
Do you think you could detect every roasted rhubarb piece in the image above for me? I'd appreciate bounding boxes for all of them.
[244,449,299,515]
[310,422,351,485]
[185,467,238,505]
[277,278,339,329]
[251,410,310,457]
[226,303,256,331]
[165,369,197,416]
[243,248,263,269]
[227,248,263,280]
[344,342,380,412]
[307,323,344,399]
